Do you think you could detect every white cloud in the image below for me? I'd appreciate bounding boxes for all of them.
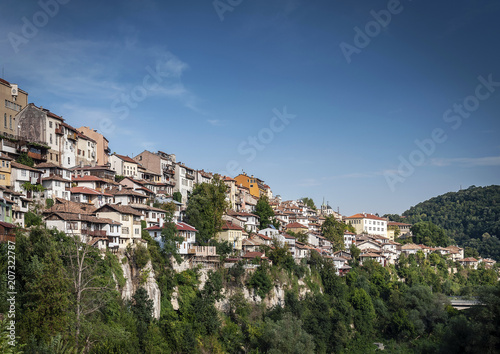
[431,156,500,167]
[207,119,225,126]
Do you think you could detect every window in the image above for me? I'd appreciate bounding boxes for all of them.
[135,228,139,235]
[49,121,52,128]
[9,116,12,129]
[21,170,26,177]
[122,227,129,234]
[50,134,53,144]
[2,161,4,167]
[6,162,8,168]
[122,214,129,221]
[3,114,6,128]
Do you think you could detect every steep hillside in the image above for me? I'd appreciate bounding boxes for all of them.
[402,185,500,259]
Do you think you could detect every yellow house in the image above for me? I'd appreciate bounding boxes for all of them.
[0,153,12,187]
[217,220,245,250]
[234,173,264,199]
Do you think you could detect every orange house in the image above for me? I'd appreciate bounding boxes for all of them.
[234,173,262,199]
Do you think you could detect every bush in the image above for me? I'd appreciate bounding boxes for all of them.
[45,198,54,209]
[134,244,150,269]
[25,211,42,227]
[247,264,273,299]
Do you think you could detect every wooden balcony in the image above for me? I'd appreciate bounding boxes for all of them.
[82,229,107,237]
[55,127,63,135]
[27,151,47,161]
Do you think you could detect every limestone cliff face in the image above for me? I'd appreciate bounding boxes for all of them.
[193,268,313,312]
[121,260,161,319]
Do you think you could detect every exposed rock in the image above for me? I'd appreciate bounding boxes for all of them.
[121,259,161,319]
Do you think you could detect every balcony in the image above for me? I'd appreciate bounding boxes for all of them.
[163,166,175,174]
[67,132,77,140]
[55,127,63,135]
[82,229,107,237]
[185,173,195,180]
[27,151,47,161]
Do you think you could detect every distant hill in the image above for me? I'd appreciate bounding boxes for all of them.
[402,185,500,260]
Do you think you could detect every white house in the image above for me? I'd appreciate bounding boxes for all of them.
[346,213,387,237]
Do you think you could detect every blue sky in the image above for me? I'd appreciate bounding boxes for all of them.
[1,0,499,215]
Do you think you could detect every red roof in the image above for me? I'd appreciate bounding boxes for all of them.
[70,186,112,197]
[346,213,386,221]
[388,221,412,226]
[222,221,244,231]
[460,257,478,262]
[145,225,162,231]
[114,154,139,164]
[176,222,197,232]
[242,252,267,259]
[286,222,308,229]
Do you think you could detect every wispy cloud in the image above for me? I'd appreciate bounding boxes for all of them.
[323,169,396,180]
[298,178,321,187]
[207,119,225,126]
[431,156,500,167]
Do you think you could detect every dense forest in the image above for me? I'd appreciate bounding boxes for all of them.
[1,226,499,353]
[399,185,500,260]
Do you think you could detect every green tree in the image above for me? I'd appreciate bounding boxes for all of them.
[301,197,316,210]
[185,175,229,244]
[172,191,182,203]
[388,224,401,238]
[260,313,315,354]
[255,195,275,229]
[160,220,183,263]
[17,153,34,167]
[131,287,154,350]
[411,221,450,247]
[321,215,348,251]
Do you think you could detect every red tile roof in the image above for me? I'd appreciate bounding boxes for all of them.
[70,186,113,197]
[114,154,139,164]
[222,220,244,231]
[346,213,386,221]
[286,222,308,229]
[176,222,197,232]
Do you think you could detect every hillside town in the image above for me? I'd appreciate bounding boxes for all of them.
[0,77,495,273]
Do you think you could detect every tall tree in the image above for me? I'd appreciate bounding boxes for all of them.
[411,221,450,247]
[63,234,114,347]
[301,197,316,210]
[255,195,275,229]
[321,215,349,251]
[185,175,229,244]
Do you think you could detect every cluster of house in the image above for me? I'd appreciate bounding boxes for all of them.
[0,77,495,272]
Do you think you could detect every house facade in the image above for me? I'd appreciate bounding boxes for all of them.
[346,213,387,237]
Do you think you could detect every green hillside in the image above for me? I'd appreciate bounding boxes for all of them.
[402,185,500,259]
